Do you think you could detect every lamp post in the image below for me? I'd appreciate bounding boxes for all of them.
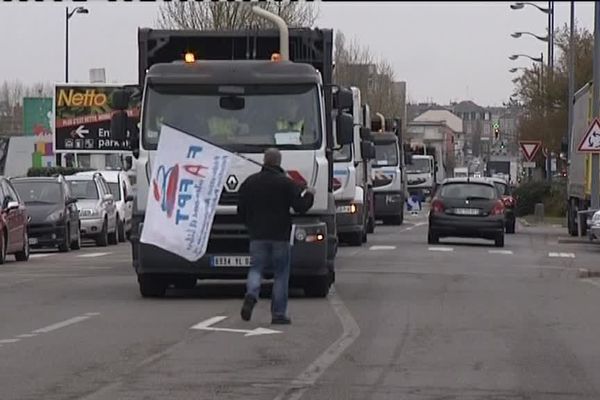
[509,53,544,93]
[65,6,89,83]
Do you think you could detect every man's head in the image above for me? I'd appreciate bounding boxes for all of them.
[264,148,282,167]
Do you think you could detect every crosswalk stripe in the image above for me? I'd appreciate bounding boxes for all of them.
[30,254,53,259]
[548,252,575,258]
[369,245,396,251]
[428,247,454,252]
[77,252,112,258]
[488,250,513,255]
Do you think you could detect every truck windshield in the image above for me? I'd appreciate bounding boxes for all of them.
[407,158,431,174]
[374,143,398,167]
[142,84,321,152]
[333,144,352,162]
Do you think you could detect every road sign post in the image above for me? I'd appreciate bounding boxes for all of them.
[592,2,600,209]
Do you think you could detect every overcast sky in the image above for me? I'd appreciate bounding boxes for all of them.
[0,1,595,106]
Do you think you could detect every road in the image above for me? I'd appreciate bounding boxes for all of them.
[2,214,600,399]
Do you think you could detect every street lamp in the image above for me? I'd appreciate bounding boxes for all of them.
[509,67,528,73]
[510,2,550,13]
[510,2,554,73]
[511,31,549,42]
[509,54,543,63]
[65,6,89,83]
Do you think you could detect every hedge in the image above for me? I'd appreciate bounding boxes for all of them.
[27,167,94,177]
[513,181,567,217]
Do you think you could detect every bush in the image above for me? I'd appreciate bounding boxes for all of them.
[513,181,567,217]
[27,167,94,177]
[543,182,567,217]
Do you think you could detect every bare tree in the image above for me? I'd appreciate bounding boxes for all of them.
[157,2,318,30]
[0,80,53,134]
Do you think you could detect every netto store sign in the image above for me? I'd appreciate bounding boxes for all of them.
[54,84,140,153]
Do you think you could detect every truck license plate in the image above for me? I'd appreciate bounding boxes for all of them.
[211,256,252,267]
[454,208,479,216]
[336,205,354,213]
[28,237,38,245]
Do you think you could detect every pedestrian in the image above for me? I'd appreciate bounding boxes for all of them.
[237,148,315,325]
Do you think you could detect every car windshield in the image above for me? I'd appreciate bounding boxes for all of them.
[493,181,509,196]
[107,182,121,201]
[374,142,398,167]
[142,84,321,152]
[333,144,352,162]
[68,180,99,200]
[12,181,62,204]
[440,183,497,200]
[407,158,431,173]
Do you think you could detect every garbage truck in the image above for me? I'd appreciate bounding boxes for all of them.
[110,8,354,297]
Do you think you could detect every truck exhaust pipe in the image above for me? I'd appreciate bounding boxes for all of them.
[252,6,289,61]
[375,113,385,131]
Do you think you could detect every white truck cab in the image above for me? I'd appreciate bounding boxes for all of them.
[372,131,404,224]
[407,154,435,198]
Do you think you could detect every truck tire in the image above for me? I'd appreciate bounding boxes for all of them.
[367,215,375,234]
[567,200,578,236]
[303,276,330,298]
[138,275,167,298]
[347,231,363,247]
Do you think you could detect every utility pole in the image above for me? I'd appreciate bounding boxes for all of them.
[591,1,600,209]
[567,2,575,163]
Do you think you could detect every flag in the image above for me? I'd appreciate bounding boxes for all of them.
[140,124,233,262]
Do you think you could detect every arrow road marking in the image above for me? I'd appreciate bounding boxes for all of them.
[191,316,282,337]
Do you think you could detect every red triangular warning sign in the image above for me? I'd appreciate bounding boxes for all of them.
[577,118,600,153]
[520,140,542,161]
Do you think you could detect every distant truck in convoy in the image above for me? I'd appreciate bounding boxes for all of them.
[332,87,376,245]
[371,115,406,224]
[566,82,596,236]
[110,8,354,297]
[407,154,435,198]
[453,167,468,178]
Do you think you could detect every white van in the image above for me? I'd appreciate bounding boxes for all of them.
[76,170,134,241]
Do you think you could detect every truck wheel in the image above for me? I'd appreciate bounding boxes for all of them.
[303,276,330,298]
[138,275,167,298]
[367,215,375,234]
[362,229,367,243]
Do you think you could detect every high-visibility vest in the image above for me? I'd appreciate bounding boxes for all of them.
[276,119,304,132]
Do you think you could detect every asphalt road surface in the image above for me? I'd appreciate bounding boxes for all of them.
[3,213,600,400]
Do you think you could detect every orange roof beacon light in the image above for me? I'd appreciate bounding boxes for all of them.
[271,52,282,62]
[184,52,195,63]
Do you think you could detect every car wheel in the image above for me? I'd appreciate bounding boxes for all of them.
[138,274,168,298]
[15,231,29,262]
[0,232,7,265]
[58,227,71,253]
[96,219,109,247]
[367,215,375,234]
[108,216,119,245]
[506,220,516,234]
[495,233,505,248]
[117,219,126,243]
[71,225,81,250]
[303,276,331,298]
[427,230,439,244]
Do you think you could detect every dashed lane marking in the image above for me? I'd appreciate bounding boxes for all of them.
[0,339,20,344]
[30,254,53,259]
[549,252,575,258]
[488,249,514,255]
[77,252,112,258]
[428,247,454,252]
[369,245,396,251]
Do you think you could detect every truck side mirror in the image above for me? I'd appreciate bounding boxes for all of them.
[336,113,354,145]
[359,127,372,141]
[112,89,131,111]
[360,141,376,160]
[334,88,353,111]
[111,111,128,141]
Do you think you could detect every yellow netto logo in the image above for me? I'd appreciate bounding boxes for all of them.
[57,89,108,107]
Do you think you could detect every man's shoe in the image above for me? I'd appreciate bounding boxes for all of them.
[271,316,291,325]
[241,294,257,321]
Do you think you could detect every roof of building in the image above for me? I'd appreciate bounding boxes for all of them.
[452,100,485,113]
[412,109,463,133]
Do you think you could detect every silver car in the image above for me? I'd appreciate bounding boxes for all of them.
[589,210,600,241]
[65,173,118,247]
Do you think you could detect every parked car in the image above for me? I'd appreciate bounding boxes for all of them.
[65,173,118,246]
[11,175,81,252]
[490,176,517,234]
[589,210,600,241]
[0,176,30,263]
[75,170,134,242]
[428,177,506,247]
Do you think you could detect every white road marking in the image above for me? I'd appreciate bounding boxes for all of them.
[549,252,575,258]
[272,289,360,400]
[77,252,111,258]
[428,247,454,252]
[190,316,281,337]
[369,245,396,251]
[0,339,20,344]
[30,254,53,259]
[32,313,99,334]
[16,333,37,338]
[582,278,600,289]
[488,249,514,255]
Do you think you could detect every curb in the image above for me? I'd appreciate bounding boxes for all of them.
[518,218,531,227]
[578,268,600,279]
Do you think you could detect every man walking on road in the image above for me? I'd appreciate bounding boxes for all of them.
[237,148,314,325]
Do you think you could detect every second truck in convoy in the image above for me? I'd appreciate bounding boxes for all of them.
[111,8,354,298]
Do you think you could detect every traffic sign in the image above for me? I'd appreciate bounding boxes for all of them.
[577,118,600,153]
[520,140,542,161]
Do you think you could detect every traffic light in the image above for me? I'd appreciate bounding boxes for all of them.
[494,127,500,140]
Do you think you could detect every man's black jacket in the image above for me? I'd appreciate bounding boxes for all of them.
[237,166,314,241]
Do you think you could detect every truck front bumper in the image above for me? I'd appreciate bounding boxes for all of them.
[335,201,364,234]
[131,216,330,281]
[374,192,404,217]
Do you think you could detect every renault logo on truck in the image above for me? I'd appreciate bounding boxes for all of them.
[226,175,239,191]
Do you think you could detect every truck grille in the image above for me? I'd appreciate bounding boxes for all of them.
[219,192,239,206]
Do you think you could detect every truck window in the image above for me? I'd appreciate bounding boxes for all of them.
[407,158,431,174]
[374,143,398,167]
[142,84,322,152]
